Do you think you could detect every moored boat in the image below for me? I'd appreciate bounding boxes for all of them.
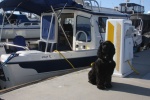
[119,2,150,51]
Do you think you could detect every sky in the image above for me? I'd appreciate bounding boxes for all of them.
[0,0,149,13]
[97,0,150,13]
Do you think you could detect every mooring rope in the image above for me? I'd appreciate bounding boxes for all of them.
[54,50,75,69]
[127,60,140,75]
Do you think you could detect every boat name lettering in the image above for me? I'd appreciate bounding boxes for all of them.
[42,56,48,58]
[42,55,51,59]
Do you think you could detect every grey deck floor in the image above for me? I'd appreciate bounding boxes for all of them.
[0,50,150,100]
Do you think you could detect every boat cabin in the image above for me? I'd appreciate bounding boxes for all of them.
[119,3,144,14]
[39,4,128,52]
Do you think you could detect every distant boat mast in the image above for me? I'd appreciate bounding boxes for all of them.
[125,0,130,6]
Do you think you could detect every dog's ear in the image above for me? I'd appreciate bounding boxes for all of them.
[111,42,115,55]
[109,42,116,57]
[97,42,103,58]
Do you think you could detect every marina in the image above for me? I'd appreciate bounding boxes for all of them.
[0,0,149,99]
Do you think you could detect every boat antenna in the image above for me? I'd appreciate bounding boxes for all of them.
[125,0,129,13]
[7,1,24,20]
[57,3,67,18]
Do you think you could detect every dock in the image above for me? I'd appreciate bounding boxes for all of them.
[0,50,150,100]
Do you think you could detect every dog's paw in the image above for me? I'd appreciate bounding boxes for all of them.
[105,84,112,89]
[88,80,96,85]
[97,85,105,90]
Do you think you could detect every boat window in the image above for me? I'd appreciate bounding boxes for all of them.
[121,6,126,12]
[7,14,17,24]
[76,16,91,42]
[32,23,39,25]
[141,6,144,13]
[98,17,108,33]
[134,6,138,12]
[127,6,133,12]
[42,15,56,43]
[24,22,31,26]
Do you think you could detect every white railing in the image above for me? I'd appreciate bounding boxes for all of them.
[83,0,100,12]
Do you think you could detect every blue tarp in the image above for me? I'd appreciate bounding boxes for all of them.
[0,0,82,15]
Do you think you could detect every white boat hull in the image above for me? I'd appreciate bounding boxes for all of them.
[0,50,97,89]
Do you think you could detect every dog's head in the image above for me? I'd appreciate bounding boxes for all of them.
[97,41,115,61]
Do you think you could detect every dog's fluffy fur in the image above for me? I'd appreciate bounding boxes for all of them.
[88,41,116,90]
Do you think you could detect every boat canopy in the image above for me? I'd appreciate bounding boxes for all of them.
[0,0,82,15]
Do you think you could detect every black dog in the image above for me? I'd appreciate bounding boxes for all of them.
[88,41,116,90]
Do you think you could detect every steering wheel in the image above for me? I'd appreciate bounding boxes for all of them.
[76,31,88,42]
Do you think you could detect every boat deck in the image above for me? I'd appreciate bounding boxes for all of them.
[0,50,150,100]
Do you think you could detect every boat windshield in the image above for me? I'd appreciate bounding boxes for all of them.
[41,15,56,43]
